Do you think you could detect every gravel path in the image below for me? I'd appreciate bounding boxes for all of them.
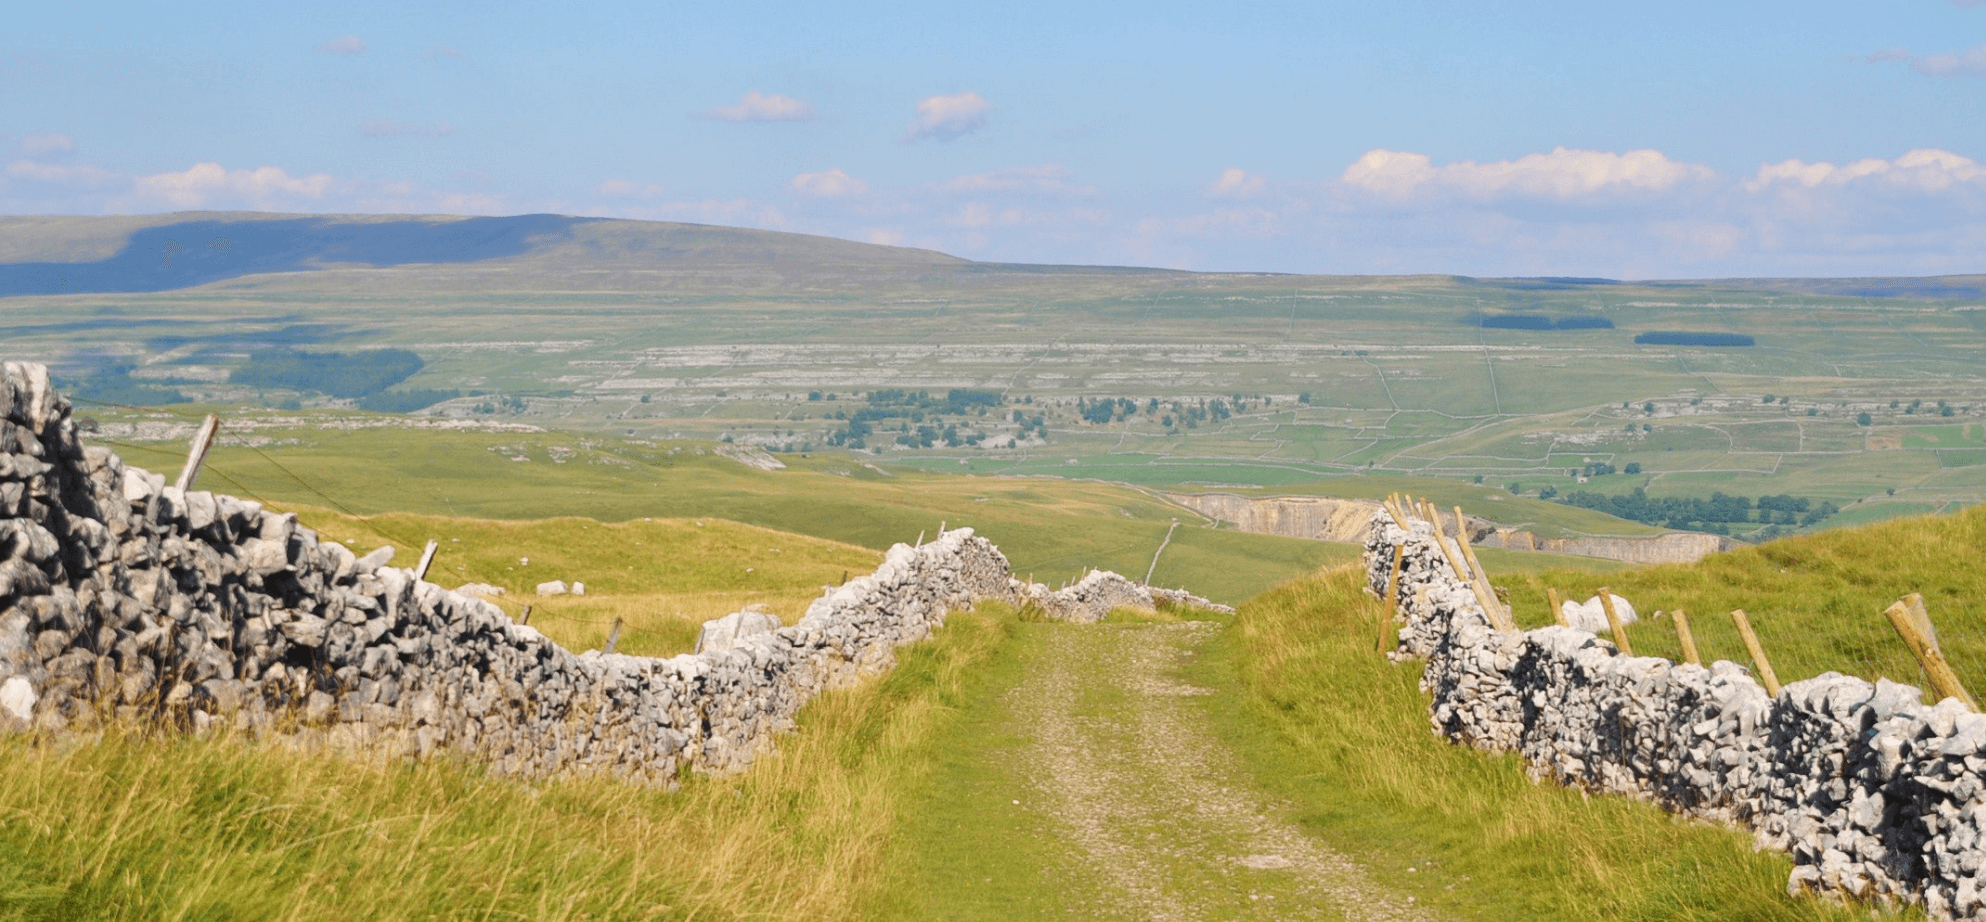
[1004,621,1440,922]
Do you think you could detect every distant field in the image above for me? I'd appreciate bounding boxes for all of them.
[7,213,1984,542]
[82,406,1623,605]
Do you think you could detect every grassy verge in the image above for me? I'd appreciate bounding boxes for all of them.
[867,620,1080,921]
[0,598,1017,922]
[1497,505,1986,698]
[1193,565,1902,922]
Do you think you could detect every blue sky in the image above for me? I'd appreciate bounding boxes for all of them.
[5,0,1985,277]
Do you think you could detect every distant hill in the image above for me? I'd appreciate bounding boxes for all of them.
[0,212,968,297]
[7,211,1979,300]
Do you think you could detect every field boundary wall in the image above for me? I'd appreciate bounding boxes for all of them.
[0,362,1221,783]
[1365,512,1986,918]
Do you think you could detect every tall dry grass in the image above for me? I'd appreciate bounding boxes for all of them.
[0,593,1013,922]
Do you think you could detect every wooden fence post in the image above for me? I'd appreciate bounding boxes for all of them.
[174,414,221,492]
[1597,586,1634,655]
[413,540,439,581]
[603,617,624,655]
[1547,587,1567,626]
[518,604,533,626]
[1730,609,1782,697]
[1884,594,1978,711]
[1672,608,1701,665]
[1453,505,1506,626]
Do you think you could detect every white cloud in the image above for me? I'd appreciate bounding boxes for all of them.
[935,164,1093,196]
[697,91,816,122]
[6,160,118,187]
[360,120,454,138]
[125,162,335,209]
[905,91,991,142]
[1745,149,1986,192]
[19,134,76,159]
[593,179,667,199]
[789,168,868,198]
[318,35,367,55]
[1342,147,1715,201]
[1206,167,1267,198]
[1914,43,1986,78]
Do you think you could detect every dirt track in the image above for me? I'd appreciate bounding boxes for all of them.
[1002,621,1438,922]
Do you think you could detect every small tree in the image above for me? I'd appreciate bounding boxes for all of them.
[1624,461,1642,474]
[1858,412,1873,426]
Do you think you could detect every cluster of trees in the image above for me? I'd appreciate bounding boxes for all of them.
[868,388,1002,414]
[233,348,424,398]
[1552,487,1839,534]
[471,395,528,416]
[825,389,1014,450]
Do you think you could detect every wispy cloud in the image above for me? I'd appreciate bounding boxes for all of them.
[427,44,465,60]
[6,159,119,187]
[934,164,1093,196]
[696,91,816,122]
[593,179,667,199]
[125,162,336,210]
[905,91,991,142]
[317,35,368,56]
[1206,167,1266,198]
[1341,147,1715,201]
[18,134,76,159]
[789,168,868,198]
[1745,148,1986,193]
[360,120,454,138]
[1862,42,1986,78]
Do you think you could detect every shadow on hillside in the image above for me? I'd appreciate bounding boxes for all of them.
[0,214,597,297]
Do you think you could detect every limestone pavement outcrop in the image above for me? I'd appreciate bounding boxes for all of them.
[1366,512,1986,918]
[0,361,1222,785]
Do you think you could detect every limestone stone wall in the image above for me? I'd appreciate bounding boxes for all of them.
[1365,512,1986,918]
[0,361,1219,784]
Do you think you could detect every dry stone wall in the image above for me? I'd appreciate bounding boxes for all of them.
[1366,513,1986,918]
[0,362,1220,784]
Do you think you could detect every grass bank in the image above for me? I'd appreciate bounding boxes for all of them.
[0,589,1017,922]
[1197,565,1897,921]
[1498,504,1986,698]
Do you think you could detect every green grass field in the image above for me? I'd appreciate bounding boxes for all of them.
[1499,504,1986,700]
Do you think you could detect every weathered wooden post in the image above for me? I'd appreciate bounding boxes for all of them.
[1671,608,1701,665]
[603,617,624,655]
[174,414,221,492]
[518,604,533,625]
[1547,587,1567,627]
[1730,609,1781,697]
[413,540,439,581]
[1597,586,1633,655]
[1884,593,1977,711]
